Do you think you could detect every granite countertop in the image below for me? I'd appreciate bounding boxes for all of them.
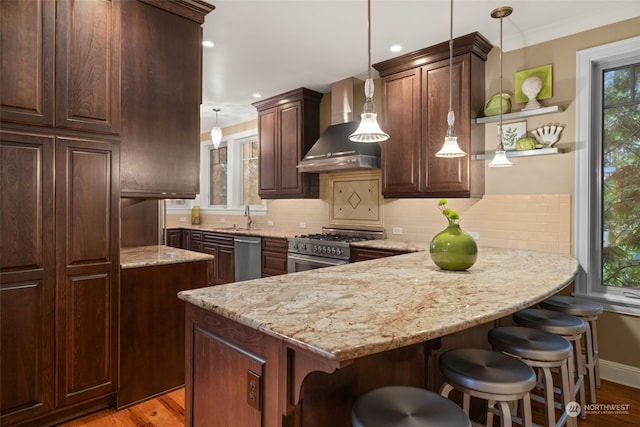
[121,245,214,269]
[179,248,578,362]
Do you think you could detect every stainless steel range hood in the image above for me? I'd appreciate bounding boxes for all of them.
[297,78,380,173]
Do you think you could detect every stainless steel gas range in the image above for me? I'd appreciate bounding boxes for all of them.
[287,227,384,273]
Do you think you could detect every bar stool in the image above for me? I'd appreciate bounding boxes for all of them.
[439,348,537,427]
[540,295,603,404]
[489,326,575,427]
[512,309,587,419]
[352,386,471,427]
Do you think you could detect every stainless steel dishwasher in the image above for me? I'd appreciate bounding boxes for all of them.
[234,236,262,281]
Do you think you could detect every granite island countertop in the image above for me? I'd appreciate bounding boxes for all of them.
[179,247,578,362]
[120,245,214,269]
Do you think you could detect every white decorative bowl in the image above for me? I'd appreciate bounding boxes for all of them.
[532,124,564,146]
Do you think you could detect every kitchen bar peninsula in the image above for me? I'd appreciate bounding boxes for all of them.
[178,248,578,427]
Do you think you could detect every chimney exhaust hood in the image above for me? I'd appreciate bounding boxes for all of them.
[297,78,380,173]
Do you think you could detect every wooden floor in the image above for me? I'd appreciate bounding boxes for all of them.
[60,380,639,426]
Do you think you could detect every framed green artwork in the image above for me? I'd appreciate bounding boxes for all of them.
[515,64,552,104]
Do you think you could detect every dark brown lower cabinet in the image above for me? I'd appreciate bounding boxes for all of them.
[118,260,211,408]
[1,131,119,427]
[201,232,235,285]
[350,247,410,262]
[261,237,288,277]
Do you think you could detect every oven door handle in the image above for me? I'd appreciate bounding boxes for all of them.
[287,253,348,267]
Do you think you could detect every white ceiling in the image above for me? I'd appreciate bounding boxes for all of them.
[199,0,639,132]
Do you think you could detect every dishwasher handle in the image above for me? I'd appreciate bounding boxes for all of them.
[234,237,261,244]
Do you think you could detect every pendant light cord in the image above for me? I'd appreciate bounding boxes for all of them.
[498,14,504,150]
[448,0,453,115]
[367,0,372,80]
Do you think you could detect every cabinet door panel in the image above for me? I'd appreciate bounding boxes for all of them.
[192,325,265,427]
[0,279,55,424]
[217,246,235,285]
[61,273,111,393]
[56,0,120,133]
[120,0,201,197]
[258,108,278,195]
[279,102,302,194]
[1,135,53,271]
[0,132,55,425]
[381,69,422,196]
[423,58,469,194]
[56,137,119,406]
[0,0,55,125]
[63,145,113,264]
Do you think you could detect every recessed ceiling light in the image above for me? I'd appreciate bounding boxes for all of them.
[202,40,214,48]
[390,44,402,53]
[252,93,262,98]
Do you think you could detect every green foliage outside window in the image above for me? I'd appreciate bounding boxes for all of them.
[602,64,640,289]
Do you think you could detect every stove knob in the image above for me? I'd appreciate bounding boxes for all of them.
[322,246,327,253]
[330,247,336,254]
[336,248,342,255]
[292,243,298,250]
[301,243,307,251]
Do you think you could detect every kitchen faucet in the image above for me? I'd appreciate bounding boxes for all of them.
[244,205,252,229]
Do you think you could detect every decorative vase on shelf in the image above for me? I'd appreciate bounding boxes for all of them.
[429,200,478,271]
[483,93,511,117]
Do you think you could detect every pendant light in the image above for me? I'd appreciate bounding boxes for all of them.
[349,0,389,143]
[435,0,466,158]
[488,6,513,167]
[211,108,222,149]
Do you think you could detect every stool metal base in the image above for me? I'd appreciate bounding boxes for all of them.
[540,296,603,404]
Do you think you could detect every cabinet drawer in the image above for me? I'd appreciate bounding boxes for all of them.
[190,231,203,242]
[262,237,288,253]
[203,232,234,247]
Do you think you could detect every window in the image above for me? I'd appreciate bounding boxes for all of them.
[199,129,264,213]
[575,36,640,315]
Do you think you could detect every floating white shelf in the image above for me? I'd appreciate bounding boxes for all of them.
[472,105,564,124]
[473,147,567,160]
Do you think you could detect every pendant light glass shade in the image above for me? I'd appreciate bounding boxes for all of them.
[435,0,466,158]
[211,108,222,149]
[488,6,513,168]
[349,0,389,143]
[488,150,513,167]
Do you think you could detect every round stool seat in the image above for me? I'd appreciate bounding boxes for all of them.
[352,386,471,427]
[540,295,603,317]
[439,348,536,396]
[513,308,586,336]
[489,326,572,362]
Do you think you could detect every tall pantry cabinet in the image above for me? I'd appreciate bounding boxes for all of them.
[0,0,213,425]
[1,0,120,425]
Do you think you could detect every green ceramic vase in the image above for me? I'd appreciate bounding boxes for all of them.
[430,224,478,271]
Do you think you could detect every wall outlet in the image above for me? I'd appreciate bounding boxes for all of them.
[392,227,403,235]
[267,220,274,226]
[220,217,226,223]
[468,231,480,240]
[299,222,307,229]
[179,217,186,222]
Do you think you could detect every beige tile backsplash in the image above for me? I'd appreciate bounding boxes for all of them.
[168,173,571,255]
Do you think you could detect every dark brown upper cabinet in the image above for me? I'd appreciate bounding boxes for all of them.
[374,32,492,198]
[253,88,322,199]
[0,0,120,134]
[119,0,213,199]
